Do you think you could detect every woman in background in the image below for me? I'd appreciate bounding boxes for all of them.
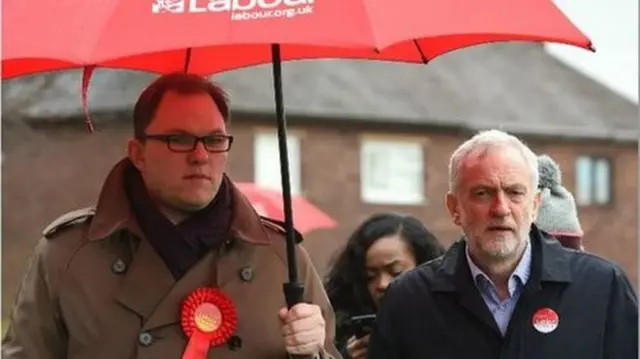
[324,213,445,359]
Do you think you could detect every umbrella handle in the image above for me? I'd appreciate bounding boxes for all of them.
[283,282,305,308]
[284,282,304,359]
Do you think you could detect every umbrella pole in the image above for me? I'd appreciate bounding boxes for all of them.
[271,43,304,309]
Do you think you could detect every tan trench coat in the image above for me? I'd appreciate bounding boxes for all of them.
[2,160,340,359]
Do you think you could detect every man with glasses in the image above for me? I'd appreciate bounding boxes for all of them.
[3,73,340,359]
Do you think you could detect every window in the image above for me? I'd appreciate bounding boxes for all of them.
[360,139,424,205]
[574,156,612,206]
[253,131,301,194]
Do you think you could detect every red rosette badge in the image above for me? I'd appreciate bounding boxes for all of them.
[180,288,237,359]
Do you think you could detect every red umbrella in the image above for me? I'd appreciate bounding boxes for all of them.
[2,0,594,307]
[235,182,337,234]
[4,0,592,78]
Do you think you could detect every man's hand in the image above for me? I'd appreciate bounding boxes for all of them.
[346,334,369,359]
[279,303,326,356]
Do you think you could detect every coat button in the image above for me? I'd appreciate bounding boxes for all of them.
[138,332,154,347]
[223,238,236,251]
[111,259,127,274]
[239,267,253,282]
[228,335,242,351]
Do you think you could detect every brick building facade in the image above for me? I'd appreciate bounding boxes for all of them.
[2,43,637,314]
[2,117,637,314]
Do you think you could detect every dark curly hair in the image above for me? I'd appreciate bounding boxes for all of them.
[324,213,444,352]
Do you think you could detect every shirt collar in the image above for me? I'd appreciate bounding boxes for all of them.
[466,239,532,293]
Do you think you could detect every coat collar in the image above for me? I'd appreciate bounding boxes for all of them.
[435,224,573,292]
[87,158,272,245]
[535,226,574,283]
[430,225,573,337]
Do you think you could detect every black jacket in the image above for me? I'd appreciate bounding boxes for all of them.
[367,227,638,359]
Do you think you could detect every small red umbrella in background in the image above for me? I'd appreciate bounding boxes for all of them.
[235,182,337,235]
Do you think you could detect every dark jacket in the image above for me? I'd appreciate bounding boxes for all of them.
[367,226,638,359]
[334,311,354,359]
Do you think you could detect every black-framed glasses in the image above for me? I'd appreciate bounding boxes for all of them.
[141,133,234,153]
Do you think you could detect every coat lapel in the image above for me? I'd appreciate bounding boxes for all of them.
[139,237,264,332]
[456,281,503,336]
[114,236,259,332]
[534,226,573,284]
[115,237,175,321]
[142,250,218,331]
[435,240,503,337]
[216,239,262,289]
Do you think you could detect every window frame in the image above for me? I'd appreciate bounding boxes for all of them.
[359,136,426,205]
[574,155,614,207]
[253,130,302,195]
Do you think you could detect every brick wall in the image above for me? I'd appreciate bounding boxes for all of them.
[2,119,636,314]
[528,138,638,284]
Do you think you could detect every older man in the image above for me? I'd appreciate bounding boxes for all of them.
[367,130,637,359]
[3,73,340,359]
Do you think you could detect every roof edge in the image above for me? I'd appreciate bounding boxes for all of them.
[14,108,638,144]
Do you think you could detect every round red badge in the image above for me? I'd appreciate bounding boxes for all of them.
[532,307,559,334]
[193,302,222,333]
[180,288,237,359]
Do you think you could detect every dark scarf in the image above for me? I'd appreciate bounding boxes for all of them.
[123,161,233,279]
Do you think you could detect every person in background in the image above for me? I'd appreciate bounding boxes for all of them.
[324,213,444,359]
[535,154,584,251]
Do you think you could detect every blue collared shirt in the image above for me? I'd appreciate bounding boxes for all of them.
[466,241,532,336]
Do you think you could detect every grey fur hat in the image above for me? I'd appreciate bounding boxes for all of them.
[535,154,584,238]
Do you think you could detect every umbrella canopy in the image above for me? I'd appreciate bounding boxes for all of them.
[3,0,593,78]
[2,0,594,308]
[235,182,337,234]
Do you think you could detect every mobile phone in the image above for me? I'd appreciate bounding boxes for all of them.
[350,314,376,338]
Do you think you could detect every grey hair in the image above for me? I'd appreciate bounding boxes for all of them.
[448,130,539,192]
